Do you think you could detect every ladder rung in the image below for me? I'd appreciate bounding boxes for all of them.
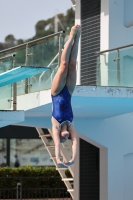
[50,156,62,159]
[51,157,61,160]
[62,178,74,181]
[45,145,55,148]
[50,156,56,159]
[56,167,67,170]
[40,134,51,137]
[67,189,74,192]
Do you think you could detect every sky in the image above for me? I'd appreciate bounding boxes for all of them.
[0,0,72,43]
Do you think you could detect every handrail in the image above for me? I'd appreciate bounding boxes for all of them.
[0,31,65,111]
[0,30,65,56]
[96,42,133,55]
[0,54,15,61]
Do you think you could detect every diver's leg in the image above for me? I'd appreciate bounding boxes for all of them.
[51,25,78,96]
[66,26,81,95]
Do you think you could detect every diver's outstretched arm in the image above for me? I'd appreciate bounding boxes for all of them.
[52,117,68,168]
[51,117,61,162]
[65,123,77,166]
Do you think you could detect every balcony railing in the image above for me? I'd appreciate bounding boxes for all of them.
[96,43,133,87]
[0,176,72,200]
[0,31,64,110]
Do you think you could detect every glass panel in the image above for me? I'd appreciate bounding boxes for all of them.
[97,47,133,87]
[10,139,54,167]
[119,47,133,87]
[0,49,26,98]
[108,51,118,86]
[28,37,59,92]
[0,85,12,109]
[15,48,26,95]
[0,139,7,167]
[0,57,13,72]
[0,58,12,109]
[97,51,118,86]
[0,35,60,97]
[15,48,26,67]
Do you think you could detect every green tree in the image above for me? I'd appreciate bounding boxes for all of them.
[0,7,75,53]
[65,8,75,29]
[16,39,24,45]
[5,34,16,44]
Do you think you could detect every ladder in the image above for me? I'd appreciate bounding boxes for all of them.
[36,127,74,199]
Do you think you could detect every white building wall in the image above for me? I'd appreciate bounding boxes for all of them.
[101,0,133,50]
[16,85,133,200]
[100,0,133,87]
[101,0,109,51]
[73,0,133,199]
[75,113,133,200]
[109,0,133,48]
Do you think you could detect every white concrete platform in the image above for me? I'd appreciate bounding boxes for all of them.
[15,86,133,128]
[0,110,24,128]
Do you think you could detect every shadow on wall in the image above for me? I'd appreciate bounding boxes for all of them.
[123,153,133,200]
[124,0,133,28]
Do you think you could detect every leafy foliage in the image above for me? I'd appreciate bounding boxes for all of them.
[0,166,72,198]
[0,166,71,189]
[5,34,16,44]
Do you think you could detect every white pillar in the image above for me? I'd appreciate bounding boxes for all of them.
[75,0,81,85]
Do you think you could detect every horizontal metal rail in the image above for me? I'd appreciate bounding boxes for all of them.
[0,176,62,178]
[0,54,15,61]
[0,188,71,200]
[96,42,133,55]
[0,30,65,56]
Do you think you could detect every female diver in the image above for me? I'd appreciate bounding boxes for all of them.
[51,24,81,168]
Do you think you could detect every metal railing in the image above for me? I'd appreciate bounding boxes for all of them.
[0,31,65,110]
[0,188,71,200]
[96,42,133,55]
[95,42,133,88]
[0,31,64,56]
[0,176,72,200]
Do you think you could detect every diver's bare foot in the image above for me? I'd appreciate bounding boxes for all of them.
[75,25,81,38]
[64,25,80,48]
[69,25,79,39]
[57,161,68,168]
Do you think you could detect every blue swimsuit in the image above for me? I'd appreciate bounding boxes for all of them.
[51,85,73,124]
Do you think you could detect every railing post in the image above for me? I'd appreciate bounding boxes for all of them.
[25,44,29,94]
[12,54,17,110]
[17,182,22,200]
[96,55,101,85]
[116,49,120,86]
[20,178,22,200]
[113,49,120,86]
[58,32,63,67]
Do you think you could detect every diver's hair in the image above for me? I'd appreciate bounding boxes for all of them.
[60,137,67,143]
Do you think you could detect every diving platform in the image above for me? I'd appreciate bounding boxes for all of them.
[15,85,133,128]
[0,66,50,87]
[0,110,24,128]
